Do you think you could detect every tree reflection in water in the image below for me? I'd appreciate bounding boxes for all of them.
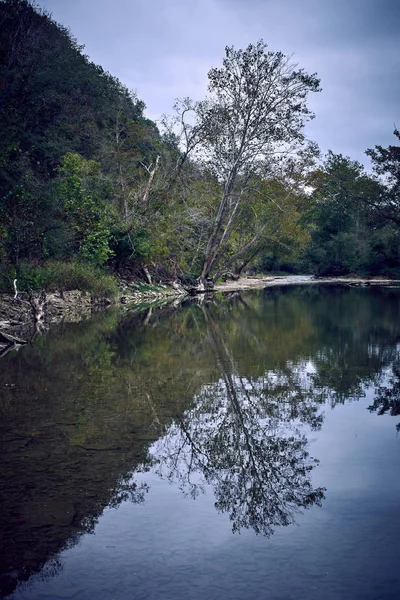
[3,286,400,596]
[369,358,400,432]
[151,307,326,536]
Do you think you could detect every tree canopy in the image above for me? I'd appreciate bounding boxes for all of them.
[0,0,399,292]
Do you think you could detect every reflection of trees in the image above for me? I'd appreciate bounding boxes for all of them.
[108,473,149,509]
[368,358,400,432]
[151,307,325,537]
[2,285,400,595]
[79,474,150,536]
[306,287,400,405]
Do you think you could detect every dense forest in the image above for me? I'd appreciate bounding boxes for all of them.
[1,0,399,295]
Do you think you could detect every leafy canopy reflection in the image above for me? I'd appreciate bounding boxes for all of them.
[151,306,325,536]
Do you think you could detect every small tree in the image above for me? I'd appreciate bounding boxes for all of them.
[169,40,321,286]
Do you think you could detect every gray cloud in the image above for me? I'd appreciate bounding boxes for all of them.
[38,0,400,166]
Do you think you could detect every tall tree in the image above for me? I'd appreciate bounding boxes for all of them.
[169,40,320,286]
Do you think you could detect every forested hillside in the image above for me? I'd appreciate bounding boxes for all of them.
[1,0,399,295]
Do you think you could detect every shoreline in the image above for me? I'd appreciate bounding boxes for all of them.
[1,275,399,353]
[214,274,400,292]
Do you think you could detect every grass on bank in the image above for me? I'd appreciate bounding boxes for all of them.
[1,261,118,298]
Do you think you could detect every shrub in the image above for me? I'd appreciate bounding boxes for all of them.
[2,261,118,297]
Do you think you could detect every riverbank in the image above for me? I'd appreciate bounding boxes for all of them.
[1,275,399,354]
[0,281,186,351]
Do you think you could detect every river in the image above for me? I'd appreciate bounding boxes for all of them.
[0,284,399,599]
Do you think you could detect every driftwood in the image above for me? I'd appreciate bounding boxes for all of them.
[0,289,48,360]
[171,280,187,295]
[0,330,27,360]
[0,330,27,345]
[142,265,152,285]
[28,290,47,322]
[186,278,215,295]
[0,343,21,359]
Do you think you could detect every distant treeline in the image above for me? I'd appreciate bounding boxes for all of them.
[0,0,399,294]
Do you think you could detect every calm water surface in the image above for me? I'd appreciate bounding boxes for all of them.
[0,285,399,599]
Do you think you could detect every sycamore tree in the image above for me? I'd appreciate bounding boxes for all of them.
[165,40,320,287]
[211,148,317,279]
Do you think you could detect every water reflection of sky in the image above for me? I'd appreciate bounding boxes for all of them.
[15,388,400,600]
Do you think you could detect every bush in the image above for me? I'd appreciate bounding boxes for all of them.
[1,261,118,297]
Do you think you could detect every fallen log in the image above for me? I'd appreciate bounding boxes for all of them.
[0,343,20,359]
[0,330,27,345]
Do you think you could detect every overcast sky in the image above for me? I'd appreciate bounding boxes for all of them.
[36,0,399,167]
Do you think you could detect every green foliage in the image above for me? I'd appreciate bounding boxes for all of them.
[171,40,320,281]
[1,2,399,284]
[365,227,400,276]
[41,261,118,296]
[310,232,362,276]
[125,227,153,260]
[53,152,114,265]
[365,129,400,227]
[0,185,43,264]
[0,0,160,276]
[301,153,399,277]
[1,260,118,296]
